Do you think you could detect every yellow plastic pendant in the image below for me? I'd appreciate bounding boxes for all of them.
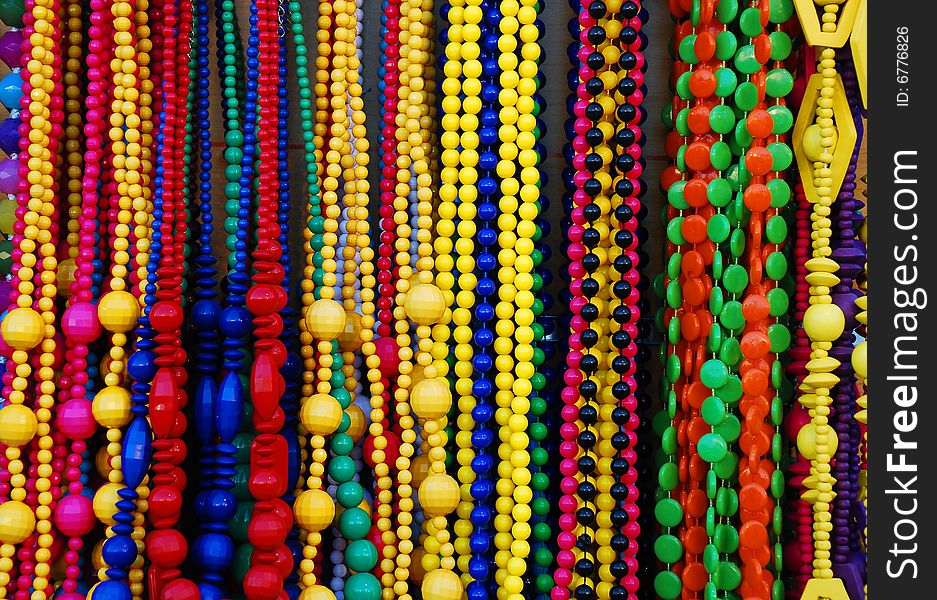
[850,0,867,107]
[793,0,860,48]
[793,74,857,205]
[800,577,850,600]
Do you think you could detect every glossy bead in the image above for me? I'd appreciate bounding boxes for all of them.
[98,291,143,333]
[294,489,335,533]
[421,568,464,600]
[410,378,453,420]
[803,304,845,343]
[305,299,346,340]
[418,473,460,517]
[300,393,343,435]
[0,403,38,447]
[92,386,133,429]
[1,307,45,350]
[404,283,447,325]
[0,501,35,544]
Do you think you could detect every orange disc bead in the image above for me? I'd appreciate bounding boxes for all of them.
[742,183,772,211]
[688,68,717,98]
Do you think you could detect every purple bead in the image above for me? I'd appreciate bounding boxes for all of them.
[0,158,18,194]
[0,116,18,155]
[0,30,20,69]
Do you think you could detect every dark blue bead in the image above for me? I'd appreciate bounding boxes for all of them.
[102,535,137,569]
[192,299,222,330]
[219,306,252,338]
[193,533,235,572]
[127,350,158,383]
[477,201,497,220]
[468,556,489,580]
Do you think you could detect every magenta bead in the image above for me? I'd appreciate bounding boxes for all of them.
[61,302,101,343]
[54,494,95,537]
[56,398,97,440]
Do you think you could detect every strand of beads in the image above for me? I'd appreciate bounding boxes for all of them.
[0,0,64,592]
[790,1,861,597]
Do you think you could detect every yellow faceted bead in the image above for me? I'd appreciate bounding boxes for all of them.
[405,283,446,325]
[337,310,363,352]
[0,501,35,544]
[419,473,460,517]
[93,483,125,525]
[300,393,343,436]
[803,303,845,342]
[298,586,337,600]
[98,290,141,333]
[411,378,453,420]
[92,386,132,429]
[852,341,867,380]
[294,489,335,533]
[0,404,38,448]
[421,567,463,600]
[344,404,368,442]
[2,308,45,351]
[305,298,346,340]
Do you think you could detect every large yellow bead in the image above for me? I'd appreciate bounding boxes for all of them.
[421,568,464,600]
[803,303,845,343]
[98,290,141,333]
[796,423,839,460]
[337,310,363,352]
[345,404,367,442]
[294,489,335,533]
[410,378,453,420]
[92,386,132,428]
[1,307,45,351]
[405,283,446,325]
[852,340,867,380]
[300,393,343,436]
[0,501,35,544]
[0,404,38,448]
[298,586,337,600]
[305,299,346,341]
[802,123,838,162]
[418,473,460,517]
[93,482,125,525]
[57,258,77,298]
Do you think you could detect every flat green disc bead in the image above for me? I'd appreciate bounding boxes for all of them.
[669,390,678,418]
[699,433,728,463]
[712,250,724,280]
[734,45,761,75]
[770,395,784,426]
[714,415,742,445]
[655,571,682,599]
[768,142,794,171]
[668,315,682,345]
[768,323,791,352]
[765,251,788,280]
[715,31,739,61]
[677,71,693,100]
[721,524,740,552]
[713,524,731,553]
[720,300,744,330]
[710,286,725,315]
[668,252,683,279]
[653,273,666,298]
[703,396,727,426]
[739,7,763,36]
[704,545,720,574]
[667,280,683,309]
[655,534,684,564]
[668,180,690,209]
[708,323,724,354]
[773,505,784,537]
[659,461,680,491]
[701,359,729,388]
[716,0,739,25]
[729,228,747,259]
[661,102,675,128]
[717,561,742,591]
[708,178,733,207]
[706,506,716,535]
[708,213,731,243]
[709,104,737,134]
[723,264,748,294]
[769,31,793,60]
[769,0,794,22]
[713,67,738,99]
[772,579,785,600]
[767,104,793,134]
[668,217,687,245]
[676,108,691,136]
[766,68,794,98]
[679,35,700,64]
[711,141,733,171]
[734,81,759,111]
[662,425,678,455]
[705,582,719,600]
[765,215,787,244]
[716,376,743,404]
[706,470,718,499]
[771,467,785,499]
[719,337,742,367]
[690,0,701,24]
[716,486,730,516]
[676,144,687,172]
[771,359,784,389]
[656,497,684,527]
[734,118,754,149]
[767,178,791,207]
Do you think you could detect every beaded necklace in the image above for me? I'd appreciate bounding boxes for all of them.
[790,1,861,597]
